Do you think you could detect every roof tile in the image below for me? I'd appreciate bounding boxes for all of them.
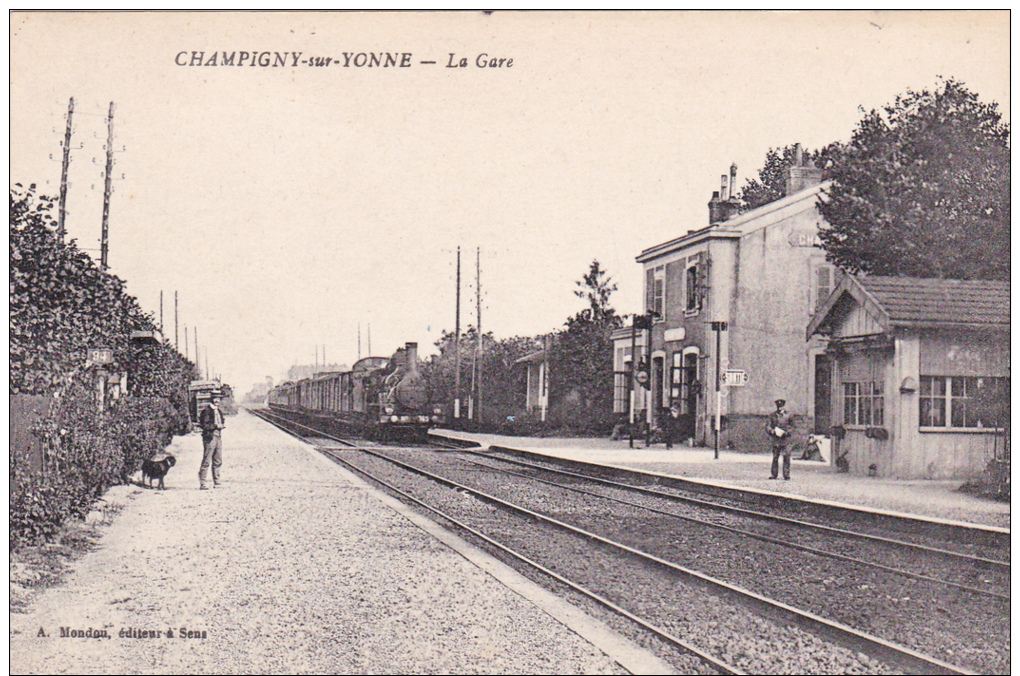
[858,276,1010,327]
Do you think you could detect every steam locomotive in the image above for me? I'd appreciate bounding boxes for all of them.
[266,342,444,439]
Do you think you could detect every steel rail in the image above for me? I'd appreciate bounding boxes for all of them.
[251,408,362,447]
[475,450,1010,572]
[352,446,976,676]
[459,456,1009,601]
[250,408,740,674]
[321,448,743,676]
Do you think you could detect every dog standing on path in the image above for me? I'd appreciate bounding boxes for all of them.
[141,453,177,490]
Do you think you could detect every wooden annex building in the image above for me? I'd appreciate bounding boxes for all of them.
[807,275,1010,479]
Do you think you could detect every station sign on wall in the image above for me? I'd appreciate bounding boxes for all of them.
[723,369,748,387]
[789,230,822,247]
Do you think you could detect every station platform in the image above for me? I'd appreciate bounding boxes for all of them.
[10,409,671,675]
[431,429,1011,531]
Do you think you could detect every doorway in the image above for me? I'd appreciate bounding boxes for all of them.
[814,354,832,433]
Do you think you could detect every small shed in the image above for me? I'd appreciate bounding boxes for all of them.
[807,275,1009,479]
[515,349,550,421]
[188,379,223,423]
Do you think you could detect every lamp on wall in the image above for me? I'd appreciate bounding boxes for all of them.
[899,376,918,393]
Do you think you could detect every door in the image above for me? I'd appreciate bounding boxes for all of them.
[814,354,832,433]
[672,352,699,440]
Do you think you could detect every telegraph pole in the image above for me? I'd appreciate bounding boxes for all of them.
[184,324,188,360]
[100,102,115,271]
[475,247,483,425]
[57,97,74,241]
[159,291,164,334]
[454,246,461,421]
[175,292,179,350]
[357,323,361,360]
[194,326,199,373]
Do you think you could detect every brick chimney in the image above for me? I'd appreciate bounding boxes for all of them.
[785,143,823,194]
[708,190,724,224]
[709,163,741,224]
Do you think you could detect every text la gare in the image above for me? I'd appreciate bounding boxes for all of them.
[447,53,513,68]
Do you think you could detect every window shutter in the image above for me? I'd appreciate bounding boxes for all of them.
[646,268,654,312]
[696,253,710,309]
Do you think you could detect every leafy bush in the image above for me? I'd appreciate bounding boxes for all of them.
[9,185,196,550]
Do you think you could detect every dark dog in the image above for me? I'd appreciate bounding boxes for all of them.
[141,454,177,490]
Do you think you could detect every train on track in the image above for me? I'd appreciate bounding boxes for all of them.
[267,341,444,439]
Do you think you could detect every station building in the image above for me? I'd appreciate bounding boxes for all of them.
[807,275,1010,479]
[617,153,839,450]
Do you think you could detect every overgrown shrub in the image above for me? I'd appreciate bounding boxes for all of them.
[10,185,196,550]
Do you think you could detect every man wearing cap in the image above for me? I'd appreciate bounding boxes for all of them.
[767,399,793,480]
[198,395,226,490]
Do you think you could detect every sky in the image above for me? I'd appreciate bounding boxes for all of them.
[9,11,1010,396]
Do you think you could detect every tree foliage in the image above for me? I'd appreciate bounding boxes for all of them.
[737,145,816,211]
[818,79,1010,280]
[548,260,623,431]
[421,327,535,427]
[419,260,623,434]
[10,184,195,548]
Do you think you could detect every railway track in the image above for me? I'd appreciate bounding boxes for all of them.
[251,409,1003,674]
[459,452,1010,599]
[486,445,1010,554]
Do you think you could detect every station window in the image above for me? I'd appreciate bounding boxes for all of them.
[685,256,706,315]
[843,381,883,426]
[920,376,1009,429]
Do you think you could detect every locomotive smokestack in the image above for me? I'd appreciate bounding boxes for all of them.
[405,342,419,367]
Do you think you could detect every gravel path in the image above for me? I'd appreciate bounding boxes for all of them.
[9,412,634,675]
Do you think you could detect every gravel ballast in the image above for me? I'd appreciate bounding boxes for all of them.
[9,411,635,675]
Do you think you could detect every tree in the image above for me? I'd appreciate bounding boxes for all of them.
[572,259,620,325]
[548,260,623,431]
[420,327,534,427]
[737,145,812,211]
[817,79,1010,280]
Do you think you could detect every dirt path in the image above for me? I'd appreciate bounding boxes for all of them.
[10,411,630,675]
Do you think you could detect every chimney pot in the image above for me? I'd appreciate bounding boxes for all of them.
[785,143,822,195]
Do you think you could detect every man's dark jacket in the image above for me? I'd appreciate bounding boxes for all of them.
[199,405,224,437]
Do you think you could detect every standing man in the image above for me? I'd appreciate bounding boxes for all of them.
[767,399,793,480]
[199,394,225,490]
[663,404,682,449]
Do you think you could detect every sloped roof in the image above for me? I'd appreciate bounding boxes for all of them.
[515,349,547,364]
[808,274,1010,338]
[859,276,1010,327]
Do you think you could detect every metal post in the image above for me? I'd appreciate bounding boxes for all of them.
[712,321,728,459]
[629,317,637,448]
[645,322,652,448]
